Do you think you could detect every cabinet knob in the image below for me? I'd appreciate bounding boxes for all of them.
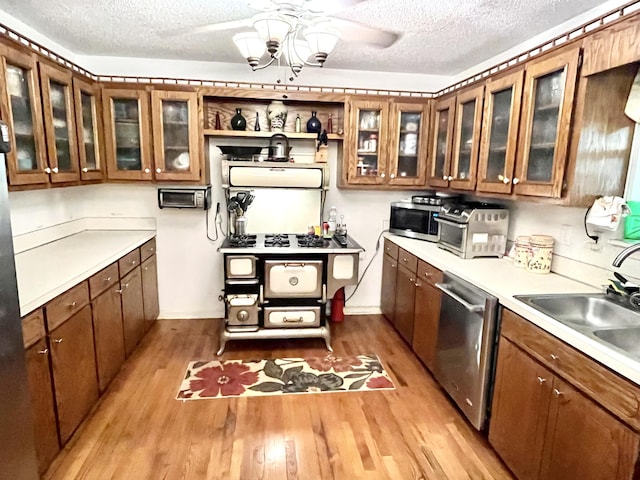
[424,272,431,277]
[44,167,51,174]
[409,278,414,283]
[82,167,88,173]
[442,175,448,180]
[550,354,559,361]
[513,177,520,185]
[380,173,385,178]
[156,168,161,173]
[104,276,111,282]
[144,168,151,174]
[131,260,136,265]
[52,167,59,174]
[415,281,421,287]
[553,388,563,397]
[536,376,546,385]
[502,177,510,184]
[391,263,396,268]
[116,289,124,294]
[53,338,63,344]
[390,173,395,179]
[38,348,49,355]
[447,176,453,181]
[69,301,77,308]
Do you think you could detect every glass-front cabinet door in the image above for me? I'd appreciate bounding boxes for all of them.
[514,46,580,197]
[450,85,484,190]
[428,96,455,188]
[346,98,389,185]
[39,63,79,183]
[103,88,152,181]
[73,77,104,181]
[388,101,429,186]
[151,90,200,181]
[0,45,48,185]
[477,70,524,194]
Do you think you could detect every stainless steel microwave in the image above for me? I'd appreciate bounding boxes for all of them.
[157,186,211,209]
[389,202,440,242]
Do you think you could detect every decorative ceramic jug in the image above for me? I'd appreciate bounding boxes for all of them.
[306,111,321,133]
[230,108,246,131]
[267,100,288,132]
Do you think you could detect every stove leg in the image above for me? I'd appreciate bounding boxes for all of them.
[217,329,229,355]
[323,324,333,352]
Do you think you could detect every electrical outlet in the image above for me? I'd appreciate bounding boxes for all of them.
[559,224,572,245]
[382,219,390,230]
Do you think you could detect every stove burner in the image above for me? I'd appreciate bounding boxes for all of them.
[264,234,291,247]
[228,234,257,248]
[296,234,328,248]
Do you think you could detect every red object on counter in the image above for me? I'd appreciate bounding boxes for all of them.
[331,287,345,323]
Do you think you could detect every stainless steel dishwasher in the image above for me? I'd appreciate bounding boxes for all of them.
[433,271,499,430]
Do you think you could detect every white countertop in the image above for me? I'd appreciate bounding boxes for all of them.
[385,233,640,387]
[15,230,155,316]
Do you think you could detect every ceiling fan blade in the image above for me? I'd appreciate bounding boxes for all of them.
[326,18,400,49]
[304,0,367,15]
[163,19,253,38]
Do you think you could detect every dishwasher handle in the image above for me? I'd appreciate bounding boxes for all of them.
[435,282,485,313]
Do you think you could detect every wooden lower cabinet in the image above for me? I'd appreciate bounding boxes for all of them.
[141,255,159,332]
[490,336,640,480]
[394,263,416,344]
[412,280,441,370]
[49,305,99,444]
[380,252,397,324]
[25,338,59,475]
[121,266,145,357]
[92,284,126,392]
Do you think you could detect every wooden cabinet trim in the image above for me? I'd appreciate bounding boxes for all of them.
[449,84,485,190]
[45,282,90,331]
[582,16,640,76]
[73,76,105,181]
[39,61,80,183]
[22,308,45,348]
[151,90,200,181]
[0,44,48,185]
[501,308,640,432]
[514,46,581,198]
[476,69,525,194]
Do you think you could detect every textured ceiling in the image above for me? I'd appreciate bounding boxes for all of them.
[0,0,610,75]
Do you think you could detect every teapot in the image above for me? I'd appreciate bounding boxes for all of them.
[267,133,291,162]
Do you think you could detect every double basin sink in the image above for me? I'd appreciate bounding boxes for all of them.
[515,293,640,359]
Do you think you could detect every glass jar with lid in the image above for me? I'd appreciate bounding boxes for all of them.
[527,235,554,274]
[513,236,531,268]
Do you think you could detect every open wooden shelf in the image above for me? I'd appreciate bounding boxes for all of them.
[203,129,343,141]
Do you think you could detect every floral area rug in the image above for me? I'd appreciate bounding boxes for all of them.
[176,354,395,400]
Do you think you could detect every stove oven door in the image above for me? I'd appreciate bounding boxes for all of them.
[226,255,258,279]
[264,260,323,298]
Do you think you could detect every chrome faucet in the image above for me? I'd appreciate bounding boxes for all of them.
[612,243,640,267]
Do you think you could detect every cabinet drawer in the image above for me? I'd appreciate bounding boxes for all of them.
[264,306,321,328]
[89,263,119,300]
[398,248,417,273]
[22,309,45,348]
[501,309,640,431]
[384,239,399,260]
[45,282,90,331]
[119,249,141,278]
[140,238,156,262]
[417,260,443,286]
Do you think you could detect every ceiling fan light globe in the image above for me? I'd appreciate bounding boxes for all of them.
[232,32,266,61]
[253,13,291,45]
[303,25,340,57]
[284,38,312,67]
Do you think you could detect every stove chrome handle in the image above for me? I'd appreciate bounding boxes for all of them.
[283,316,304,323]
[435,282,485,313]
[434,217,467,229]
[284,262,305,268]
[318,284,327,304]
[259,285,268,305]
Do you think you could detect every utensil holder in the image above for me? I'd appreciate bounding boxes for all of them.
[235,216,247,236]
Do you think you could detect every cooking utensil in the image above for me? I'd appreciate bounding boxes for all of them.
[614,272,629,284]
[267,134,291,161]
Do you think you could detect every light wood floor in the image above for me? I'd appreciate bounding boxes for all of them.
[44,315,513,480]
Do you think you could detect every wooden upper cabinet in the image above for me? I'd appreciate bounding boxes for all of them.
[102,87,153,181]
[513,46,580,197]
[0,43,48,186]
[73,77,104,181]
[477,69,525,194]
[387,101,430,186]
[449,84,484,190]
[582,16,640,76]
[428,95,455,188]
[151,90,200,181]
[345,98,390,185]
[39,62,79,183]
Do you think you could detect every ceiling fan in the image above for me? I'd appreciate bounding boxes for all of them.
[170,0,400,78]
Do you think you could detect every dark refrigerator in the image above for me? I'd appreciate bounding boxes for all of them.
[0,151,39,478]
